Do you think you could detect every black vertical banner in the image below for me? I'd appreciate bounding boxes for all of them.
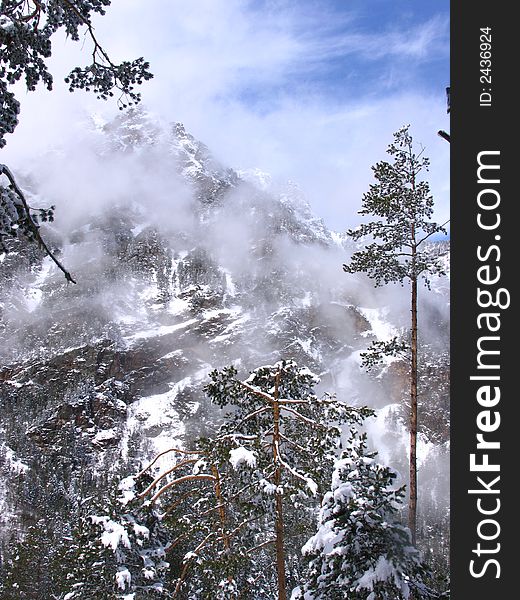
[451,2,515,598]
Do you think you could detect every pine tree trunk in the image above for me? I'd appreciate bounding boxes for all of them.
[272,369,287,600]
[211,464,230,551]
[212,464,235,588]
[409,259,418,546]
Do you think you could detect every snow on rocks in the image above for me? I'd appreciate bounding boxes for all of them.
[118,476,138,506]
[123,318,198,342]
[358,306,398,342]
[121,386,186,462]
[23,257,53,312]
[1,443,29,474]
[237,168,272,190]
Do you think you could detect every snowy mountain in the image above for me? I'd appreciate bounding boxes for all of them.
[0,108,449,594]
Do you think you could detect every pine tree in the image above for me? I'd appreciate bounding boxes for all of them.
[342,125,447,544]
[135,361,372,599]
[202,360,372,599]
[132,446,241,599]
[296,429,432,600]
[61,476,171,599]
[0,520,56,599]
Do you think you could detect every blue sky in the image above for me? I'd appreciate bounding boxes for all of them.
[5,0,450,231]
[242,0,449,100]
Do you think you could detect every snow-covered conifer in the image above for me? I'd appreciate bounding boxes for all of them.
[133,360,372,599]
[202,360,372,600]
[296,429,432,600]
[63,476,170,599]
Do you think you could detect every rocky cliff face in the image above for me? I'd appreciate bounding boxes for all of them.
[0,109,450,566]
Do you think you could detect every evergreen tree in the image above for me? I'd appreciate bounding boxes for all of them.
[201,360,371,599]
[61,476,171,599]
[0,520,56,599]
[135,361,372,599]
[342,125,447,544]
[296,429,432,600]
[132,446,242,600]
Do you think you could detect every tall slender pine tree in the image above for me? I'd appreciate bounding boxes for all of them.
[343,125,447,544]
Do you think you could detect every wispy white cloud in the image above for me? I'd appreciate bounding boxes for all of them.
[287,14,448,64]
[3,0,450,231]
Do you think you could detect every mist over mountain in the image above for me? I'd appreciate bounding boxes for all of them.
[0,108,449,594]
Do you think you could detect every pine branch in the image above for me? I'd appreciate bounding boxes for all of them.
[275,441,317,492]
[165,531,189,554]
[277,399,311,405]
[18,0,41,22]
[0,164,76,283]
[226,514,266,540]
[416,220,450,246]
[233,405,272,426]
[237,379,275,403]
[196,478,260,518]
[247,538,276,554]
[217,433,259,443]
[59,0,114,67]
[161,490,194,519]
[173,532,217,598]
[277,432,309,454]
[280,406,327,429]
[237,563,277,599]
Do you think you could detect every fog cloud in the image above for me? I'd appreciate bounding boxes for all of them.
[3,0,450,232]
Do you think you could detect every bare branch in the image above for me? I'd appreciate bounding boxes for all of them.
[150,474,216,504]
[137,458,200,499]
[136,447,203,479]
